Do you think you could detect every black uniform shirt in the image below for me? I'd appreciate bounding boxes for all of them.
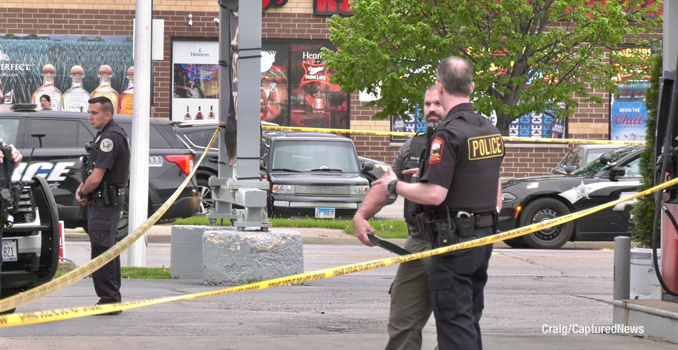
[91,120,130,186]
[419,103,476,189]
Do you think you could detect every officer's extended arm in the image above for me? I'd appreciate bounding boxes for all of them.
[375,167,447,205]
[353,177,392,246]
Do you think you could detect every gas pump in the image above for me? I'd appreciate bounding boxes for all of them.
[652,52,678,301]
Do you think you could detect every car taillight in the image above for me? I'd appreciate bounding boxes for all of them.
[164,155,193,175]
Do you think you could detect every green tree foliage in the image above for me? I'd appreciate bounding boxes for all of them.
[323,0,661,135]
[630,53,662,247]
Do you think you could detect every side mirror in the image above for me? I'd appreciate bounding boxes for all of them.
[600,153,612,165]
[260,159,266,170]
[564,165,577,174]
[361,163,374,173]
[609,166,626,178]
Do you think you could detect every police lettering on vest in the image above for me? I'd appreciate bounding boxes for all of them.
[468,134,503,160]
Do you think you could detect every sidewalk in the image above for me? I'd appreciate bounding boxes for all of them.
[65,225,617,249]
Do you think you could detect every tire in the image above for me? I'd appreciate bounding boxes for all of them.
[519,198,573,249]
[503,237,529,248]
[197,177,214,216]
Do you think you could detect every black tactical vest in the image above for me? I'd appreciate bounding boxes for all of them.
[424,111,504,215]
[403,134,428,219]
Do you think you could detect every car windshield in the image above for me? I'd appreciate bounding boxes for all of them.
[270,140,359,173]
[569,147,637,178]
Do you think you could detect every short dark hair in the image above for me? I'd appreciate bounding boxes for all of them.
[436,56,473,97]
[40,94,51,103]
[88,96,114,115]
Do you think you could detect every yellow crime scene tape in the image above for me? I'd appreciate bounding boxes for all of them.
[1,170,676,327]
[0,127,222,314]
[262,125,646,146]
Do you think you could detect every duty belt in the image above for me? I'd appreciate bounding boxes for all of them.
[449,210,496,229]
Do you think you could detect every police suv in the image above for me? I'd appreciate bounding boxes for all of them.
[499,146,642,249]
[1,176,59,307]
[0,107,200,240]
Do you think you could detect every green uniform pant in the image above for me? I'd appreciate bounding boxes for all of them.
[386,236,437,350]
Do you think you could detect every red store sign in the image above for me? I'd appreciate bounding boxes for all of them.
[314,0,354,16]
[263,0,289,11]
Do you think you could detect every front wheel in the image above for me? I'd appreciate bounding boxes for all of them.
[197,177,214,216]
[519,198,573,249]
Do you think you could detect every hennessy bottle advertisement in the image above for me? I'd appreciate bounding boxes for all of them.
[0,34,133,110]
[171,40,219,121]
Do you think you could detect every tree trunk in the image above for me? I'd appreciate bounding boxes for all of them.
[495,113,513,136]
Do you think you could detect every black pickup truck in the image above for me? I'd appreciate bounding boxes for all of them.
[0,108,201,240]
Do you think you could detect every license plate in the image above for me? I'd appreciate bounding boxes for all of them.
[315,207,335,219]
[2,239,17,262]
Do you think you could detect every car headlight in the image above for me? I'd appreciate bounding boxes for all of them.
[502,192,517,202]
[351,185,370,195]
[272,185,294,194]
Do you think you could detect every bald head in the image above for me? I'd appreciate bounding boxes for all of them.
[436,56,473,97]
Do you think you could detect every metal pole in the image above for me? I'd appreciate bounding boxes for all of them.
[128,0,152,266]
[613,236,631,300]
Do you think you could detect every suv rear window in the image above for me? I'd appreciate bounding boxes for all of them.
[119,123,182,149]
[0,118,20,145]
[271,140,359,172]
[182,129,215,148]
[27,119,93,148]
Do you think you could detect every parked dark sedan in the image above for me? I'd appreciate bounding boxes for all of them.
[500,146,642,249]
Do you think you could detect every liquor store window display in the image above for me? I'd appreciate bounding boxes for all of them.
[171,39,220,122]
[0,34,133,112]
[262,40,350,129]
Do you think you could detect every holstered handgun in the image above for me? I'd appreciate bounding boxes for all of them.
[101,182,111,207]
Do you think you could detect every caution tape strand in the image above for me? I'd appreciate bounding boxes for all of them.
[1,173,675,327]
[262,125,646,146]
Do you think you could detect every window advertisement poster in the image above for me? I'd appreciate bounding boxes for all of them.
[508,106,567,139]
[288,42,349,129]
[0,34,133,112]
[261,40,350,129]
[390,106,425,143]
[609,47,652,141]
[172,40,219,121]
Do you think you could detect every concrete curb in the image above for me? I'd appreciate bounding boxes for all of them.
[65,226,619,249]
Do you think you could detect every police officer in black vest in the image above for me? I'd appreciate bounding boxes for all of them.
[375,56,503,350]
[354,84,444,350]
[76,96,130,314]
[0,139,22,298]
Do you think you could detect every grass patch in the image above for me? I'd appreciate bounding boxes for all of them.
[168,216,409,239]
[55,266,174,279]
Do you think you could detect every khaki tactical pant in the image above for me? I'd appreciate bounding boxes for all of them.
[386,236,437,350]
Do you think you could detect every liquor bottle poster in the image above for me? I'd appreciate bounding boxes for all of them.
[0,34,133,109]
[171,39,220,121]
[288,41,349,129]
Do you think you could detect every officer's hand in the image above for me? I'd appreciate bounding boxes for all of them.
[76,189,90,206]
[372,167,398,187]
[402,168,419,177]
[9,145,21,165]
[353,213,376,247]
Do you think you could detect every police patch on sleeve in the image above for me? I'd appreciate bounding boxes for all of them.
[100,138,114,153]
[468,134,504,161]
[429,137,444,165]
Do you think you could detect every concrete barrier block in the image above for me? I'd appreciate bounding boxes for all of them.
[203,228,303,286]
[170,225,211,279]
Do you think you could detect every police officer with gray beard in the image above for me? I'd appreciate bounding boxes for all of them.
[375,56,503,350]
[354,84,444,350]
[76,96,130,314]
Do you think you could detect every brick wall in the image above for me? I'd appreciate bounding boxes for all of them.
[0,1,647,179]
